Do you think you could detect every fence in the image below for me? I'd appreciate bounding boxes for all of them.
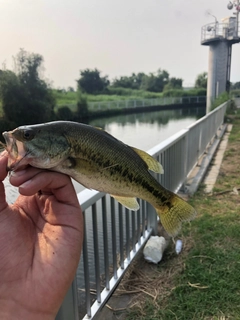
[201,21,240,44]
[55,101,228,319]
[87,96,206,111]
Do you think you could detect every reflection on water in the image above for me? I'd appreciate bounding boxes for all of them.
[89,107,205,151]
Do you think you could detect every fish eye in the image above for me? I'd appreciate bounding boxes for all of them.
[22,129,34,141]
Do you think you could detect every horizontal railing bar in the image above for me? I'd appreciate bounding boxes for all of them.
[147,128,188,156]
[77,189,105,212]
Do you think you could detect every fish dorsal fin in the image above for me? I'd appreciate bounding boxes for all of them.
[111,195,140,211]
[131,147,164,174]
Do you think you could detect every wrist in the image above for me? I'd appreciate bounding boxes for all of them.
[0,302,55,320]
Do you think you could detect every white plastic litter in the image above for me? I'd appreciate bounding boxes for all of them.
[143,236,167,264]
[175,239,183,254]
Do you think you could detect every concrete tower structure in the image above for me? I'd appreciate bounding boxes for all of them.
[201,2,240,113]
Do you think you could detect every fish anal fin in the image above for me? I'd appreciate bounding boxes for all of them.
[131,147,164,174]
[111,195,140,211]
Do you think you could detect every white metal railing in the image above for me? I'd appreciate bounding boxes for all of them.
[56,101,228,320]
[201,21,240,44]
[87,96,206,111]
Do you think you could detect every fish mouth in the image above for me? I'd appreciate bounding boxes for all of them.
[2,131,28,171]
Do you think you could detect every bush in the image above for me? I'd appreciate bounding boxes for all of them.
[77,69,109,94]
[162,88,206,97]
[76,91,89,121]
[230,89,240,98]
[211,92,229,110]
[56,106,74,121]
[106,87,163,98]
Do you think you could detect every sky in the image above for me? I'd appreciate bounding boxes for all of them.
[0,0,239,89]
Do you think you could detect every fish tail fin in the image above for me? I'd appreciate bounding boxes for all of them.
[155,195,197,237]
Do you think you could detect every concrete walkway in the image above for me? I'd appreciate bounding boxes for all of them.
[203,98,239,192]
[204,124,232,193]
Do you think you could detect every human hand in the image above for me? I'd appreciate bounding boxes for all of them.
[0,151,83,320]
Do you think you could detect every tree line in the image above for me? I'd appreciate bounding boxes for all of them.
[77,68,184,94]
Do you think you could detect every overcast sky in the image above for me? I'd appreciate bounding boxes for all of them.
[0,0,239,89]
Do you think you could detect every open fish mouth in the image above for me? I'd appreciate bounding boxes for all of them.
[2,131,27,171]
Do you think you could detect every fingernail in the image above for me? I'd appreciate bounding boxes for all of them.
[19,179,32,188]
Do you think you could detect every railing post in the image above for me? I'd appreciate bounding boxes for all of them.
[182,131,189,193]
[147,203,158,235]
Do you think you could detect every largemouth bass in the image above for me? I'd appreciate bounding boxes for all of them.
[2,121,196,236]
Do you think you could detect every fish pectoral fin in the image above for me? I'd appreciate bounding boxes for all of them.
[61,157,93,171]
[131,147,164,174]
[111,195,140,211]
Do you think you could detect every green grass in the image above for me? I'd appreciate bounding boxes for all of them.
[52,87,207,108]
[125,114,240,320]
[154,213,240,320]
[52,88,165,108]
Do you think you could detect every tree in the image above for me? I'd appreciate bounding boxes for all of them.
[111,76,135,89]
[77,68,109,94]
[111,72,146,90]
[195,72,208,89]
[0,49,55,126]
[56,106,74,121]
[140,69,169,92]
[231,81,240,90]
[163,77,183,91]
[76,90,89,121]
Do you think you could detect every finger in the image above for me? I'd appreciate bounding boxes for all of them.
[9,166,47,187]
[0,151,9,181]
[17,170,83,230]
[0,151,9,211]
[18,170,80,207]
